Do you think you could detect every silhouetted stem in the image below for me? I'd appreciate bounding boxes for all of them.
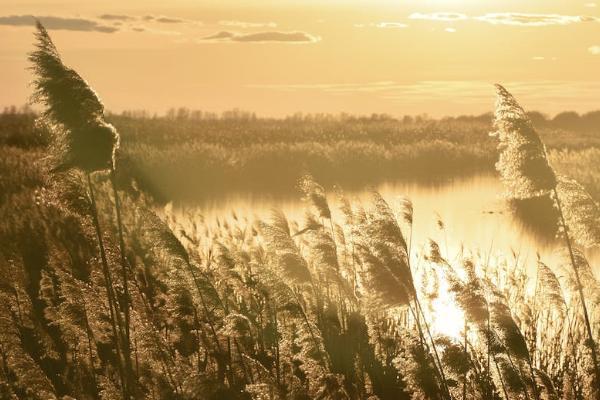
[109,165,135,395]
[86,172,128,399]
[553,187,600,398]
[414,297,453,400]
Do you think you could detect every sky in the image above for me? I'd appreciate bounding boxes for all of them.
[2,0,600,117]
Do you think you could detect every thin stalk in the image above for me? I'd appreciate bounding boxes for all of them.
[414,297,453,400]
[493,357,510,400]
[463,320,468,400]
[82,302,98,397]
[553,188,600,397]
[234,339,254,384]
[525,353,541,400]
[86,172,128,399]
[403,223,451,400]
[505,351,531,400]
[406,302,449,399]
[109,165,135,396]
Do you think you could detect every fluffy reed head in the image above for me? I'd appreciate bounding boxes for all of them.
[29,21,119,172]
[354,192,414,308]
[555,175,600,248]
[299,174,331,220]
[492,84,556,199]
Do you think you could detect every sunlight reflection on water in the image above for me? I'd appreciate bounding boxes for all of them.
[181,173,599,268]
[174,173,600,338]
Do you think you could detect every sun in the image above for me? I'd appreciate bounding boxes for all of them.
[429,276,465,340]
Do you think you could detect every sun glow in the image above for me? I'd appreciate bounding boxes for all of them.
[429,277,465,339]
[417,264,467,340]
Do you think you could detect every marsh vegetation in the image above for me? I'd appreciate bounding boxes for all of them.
[1,22,600,400]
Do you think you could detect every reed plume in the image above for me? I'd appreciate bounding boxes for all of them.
[491,84,556,200]
[535,259,567,316]
[555,176,600,249]
[300,174,332,220]
[353,192,413,308]
[29,21,119,173]
[492,84,600,395]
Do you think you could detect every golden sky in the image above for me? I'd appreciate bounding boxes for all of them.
[2,0,600,117]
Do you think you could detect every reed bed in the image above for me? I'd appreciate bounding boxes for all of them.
[5,105,600,202]
[3,140,600,399]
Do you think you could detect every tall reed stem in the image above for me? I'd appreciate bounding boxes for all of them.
[463,319,467,400]
[413,297,453,400]
[553,188,600,398]
[404,226,452,400]
[86,172,128,399]
[109,166,135,395]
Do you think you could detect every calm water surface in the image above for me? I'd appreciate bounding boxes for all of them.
[174,173,600,273]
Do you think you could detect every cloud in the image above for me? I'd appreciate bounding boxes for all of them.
[132,26,182,35]
[140,15,198,24]
[445,27,457,33]
[247,80,600,114]
[588,45,600,54]
[375,22,408,29]
[98,14,133,21]
[353,22,409,29]
[247,81,399,93]
[0,15,118,33]
[155,16,186,23]
[204,31,236,40]
[201,30,320,43]
[585,2,597,7]
[219,20,277,28]
[409,12,468,22]
[474,13,593,26]
[407,12,596,28]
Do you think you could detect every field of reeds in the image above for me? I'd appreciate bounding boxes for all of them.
[4,103,600,202]
[1,21,600,400]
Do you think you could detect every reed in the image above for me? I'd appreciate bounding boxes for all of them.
[492,83,600,399]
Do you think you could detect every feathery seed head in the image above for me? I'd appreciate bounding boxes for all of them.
[492,84,556,199]
[29,21,120,172]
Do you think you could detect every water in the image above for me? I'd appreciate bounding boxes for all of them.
[173,173,599,274]
[172,172,599,337]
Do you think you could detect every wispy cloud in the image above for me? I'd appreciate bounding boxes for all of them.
[247,80,600,113]
[475,13,594,26]
[375,22,409,29]
[200,31,320,43]
[0,13,207,36]
[0,15,118,33]
[409,13,468,22]
[98,14,133,21]
[130,26,182,36]
[204,31,235,40]
[154,16,186,24]
[247,81,396,92]
[219,20,277,28]
[134,15,201,26]
[407,12,596,27]
[354,22,409,29]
